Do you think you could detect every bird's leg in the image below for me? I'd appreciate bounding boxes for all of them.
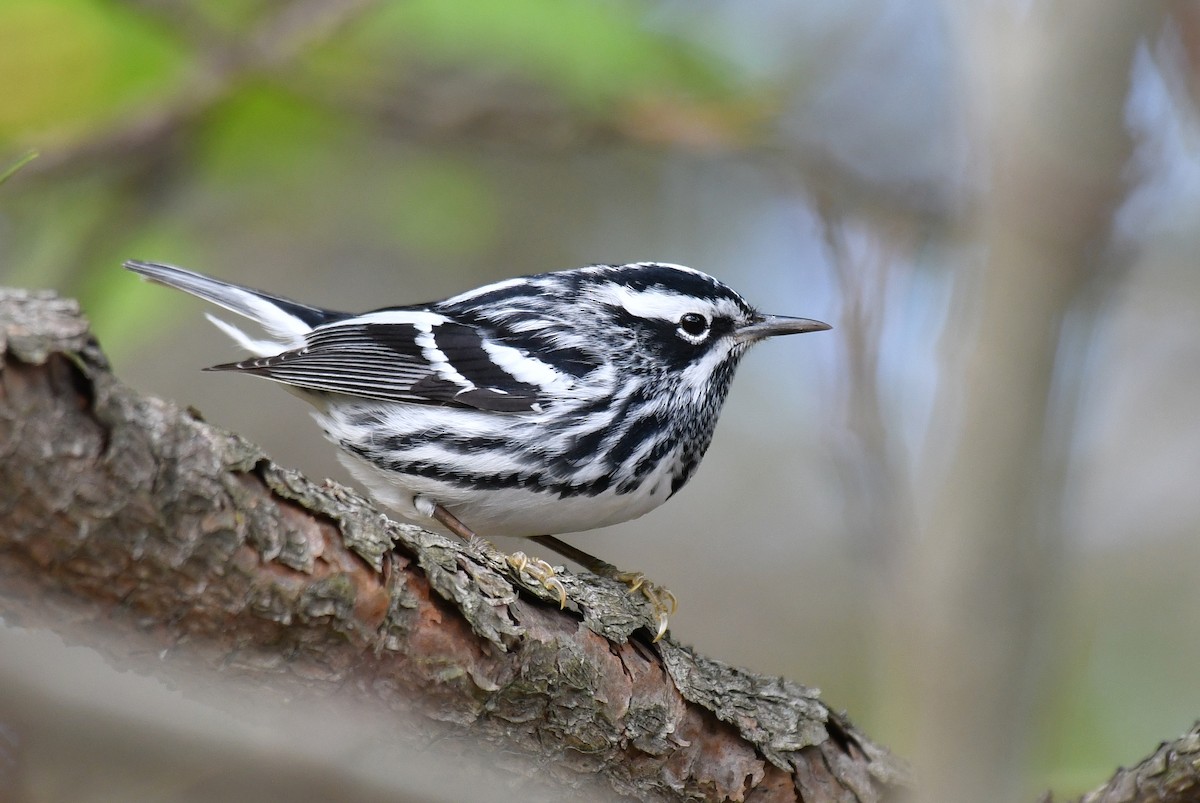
[430,503,489,552]
[430,503,566,608]
[530,535,676,641]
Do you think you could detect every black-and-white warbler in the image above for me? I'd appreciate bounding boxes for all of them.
[125,259,829,637]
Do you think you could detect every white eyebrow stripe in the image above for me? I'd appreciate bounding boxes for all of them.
[607,285,686,320]
[602,284,741,323]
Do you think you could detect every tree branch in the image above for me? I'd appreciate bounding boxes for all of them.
[0,287,909,802]
[1051,721,1200,803]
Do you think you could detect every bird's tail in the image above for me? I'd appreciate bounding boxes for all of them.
[124,260,342,356]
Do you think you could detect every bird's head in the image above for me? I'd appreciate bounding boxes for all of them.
[574,262,828,369]
[438,261,829,411]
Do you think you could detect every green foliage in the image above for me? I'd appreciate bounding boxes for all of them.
[3,170,123,289]
[196,83,500,257]
[199,83,354,191]
[374,155,500,258]
[353,0,728,110]
[0,150,37,186]
[82,224,208,357]
[0,0,183,143]
[176,0,281,34]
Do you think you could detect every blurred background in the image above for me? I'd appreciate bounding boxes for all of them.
[2,0,1199,801]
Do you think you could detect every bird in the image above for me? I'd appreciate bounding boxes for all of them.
[125,259,829,638]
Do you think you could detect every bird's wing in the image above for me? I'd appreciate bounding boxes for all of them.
[208,315,579,413]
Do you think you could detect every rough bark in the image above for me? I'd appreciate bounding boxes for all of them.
[0,288,910,802]
[1048,722,1200,803]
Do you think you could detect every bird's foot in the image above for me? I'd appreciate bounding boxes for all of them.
[507,551,568,608]
[527,535,678,641]
[614,571,676,641]
[429,503,568,608]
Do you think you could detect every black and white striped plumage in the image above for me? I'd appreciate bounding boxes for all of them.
[125,260,828,540]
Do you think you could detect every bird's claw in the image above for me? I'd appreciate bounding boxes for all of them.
[465,533,497,556]
[615,571,676,641]
[503,545,675,639]
[507,551,567,608]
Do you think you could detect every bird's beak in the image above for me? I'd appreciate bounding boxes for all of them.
[735,314,831,344]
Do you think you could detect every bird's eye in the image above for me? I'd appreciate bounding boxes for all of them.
[678,312,709,338]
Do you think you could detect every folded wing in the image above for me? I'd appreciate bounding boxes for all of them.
[209,317,550,413]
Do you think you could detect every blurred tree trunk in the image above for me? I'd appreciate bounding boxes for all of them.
[904,3,1166,802]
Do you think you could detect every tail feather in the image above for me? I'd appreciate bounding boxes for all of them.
[124,260,342,354]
